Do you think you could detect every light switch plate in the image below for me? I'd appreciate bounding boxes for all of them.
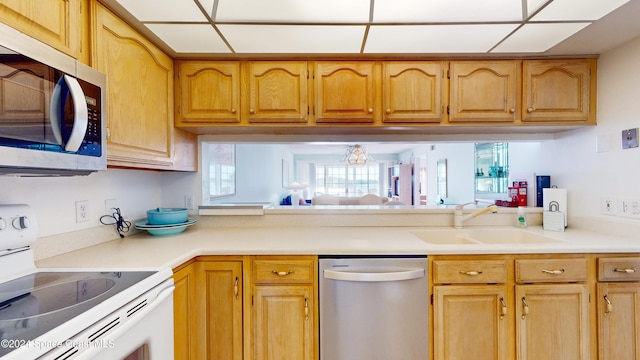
[621,128,639,149]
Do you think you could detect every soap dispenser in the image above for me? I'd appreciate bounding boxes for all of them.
[516,206,528,228]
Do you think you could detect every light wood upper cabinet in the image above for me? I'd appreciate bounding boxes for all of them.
[92,3,175,169]
[314,62,378,123]
[0,0,86,61]
[522,59,595,123]
[382,61,445,123]
[175,61,241,125]
[449,61,520,123]
[245,61,309,123]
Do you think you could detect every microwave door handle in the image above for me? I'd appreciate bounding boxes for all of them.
[49,75,88,152]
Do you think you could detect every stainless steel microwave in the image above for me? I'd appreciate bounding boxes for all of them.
[0,22,106,176]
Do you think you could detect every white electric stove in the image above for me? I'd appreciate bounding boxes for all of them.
[0,204,174,360]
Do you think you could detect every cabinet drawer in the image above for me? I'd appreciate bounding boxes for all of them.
[516,258,587,283]
[253,259,315,284]
[432,260,508,284]
[598,257,640,282]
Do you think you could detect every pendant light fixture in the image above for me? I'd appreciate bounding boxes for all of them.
[341,144,373,165]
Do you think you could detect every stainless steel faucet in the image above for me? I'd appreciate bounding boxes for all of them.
[454,202,499,228]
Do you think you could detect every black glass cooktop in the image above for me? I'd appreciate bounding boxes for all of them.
[0,271,154,356]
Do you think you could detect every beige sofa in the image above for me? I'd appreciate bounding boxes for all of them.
[311,194,389,205]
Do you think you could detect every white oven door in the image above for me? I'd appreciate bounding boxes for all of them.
[41,279,174,360]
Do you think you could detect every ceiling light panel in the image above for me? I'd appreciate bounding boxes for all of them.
[214,0,370,23]
[365,24,520,53]
[492,23,591,53]
[218,25,366,53]
[373,0,523,23]
[530,0,630,21]
[115,0,206,22]
[145,24,231,53]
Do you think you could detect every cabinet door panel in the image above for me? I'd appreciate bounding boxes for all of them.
[449,61,519,122]
[93,4,174,168]
[196,261,243,360]
[434,286,509,360]
[254,285,314,360]
[383,61,444,123]
[173,264,197,360]
[0,0,82,58]
[516,284,590,360]
[248,61,308,123]
[314,62,377,123]
[522,60,593,123]
[176,61,240,124]
[597,283,640,360]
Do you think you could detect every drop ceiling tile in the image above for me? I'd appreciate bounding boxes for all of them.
[492,23,591,53]
[215,0,370,23]
[365,24,520,53]
[531,0,630,21]
[115,0,206,22]
[145,24,231,53]
[526,0,549,17]
[218,25,366,53]
[373,0,523,22]
[197,0,215,18]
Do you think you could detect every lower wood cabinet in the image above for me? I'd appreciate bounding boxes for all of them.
[431,255,591,360]
[173,258,243,360]
[249,256,317,360]
[596,256,640,360]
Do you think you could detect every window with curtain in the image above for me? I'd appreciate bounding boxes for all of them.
[314,164,380,196]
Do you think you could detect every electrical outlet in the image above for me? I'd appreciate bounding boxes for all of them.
[620,199,640,219]
[601,198,616,216]
[76,200,89,223]
[184,195,195,210]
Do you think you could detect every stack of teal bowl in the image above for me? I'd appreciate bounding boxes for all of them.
[135,208,196,236]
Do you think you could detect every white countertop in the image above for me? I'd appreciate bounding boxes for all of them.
[35,224,640,270]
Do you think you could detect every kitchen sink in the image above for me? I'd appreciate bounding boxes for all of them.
[410,230,480,245]
[411,228,564,245]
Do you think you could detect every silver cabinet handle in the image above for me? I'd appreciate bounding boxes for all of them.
[304,297,309,321]
[500,297,507,320]
[614,268,636,274]
[323,269,424,282]
[541,269,565,275]
[271,270,295,276]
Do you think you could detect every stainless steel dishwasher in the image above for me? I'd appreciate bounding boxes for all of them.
[319,256,429,360]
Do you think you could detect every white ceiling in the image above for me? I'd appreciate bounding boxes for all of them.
[104,0,640,56]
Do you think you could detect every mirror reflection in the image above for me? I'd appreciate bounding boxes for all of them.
[202,141,545,207]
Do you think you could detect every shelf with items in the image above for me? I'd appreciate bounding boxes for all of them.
[474,143,509,194]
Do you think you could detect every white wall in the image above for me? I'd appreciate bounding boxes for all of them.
[535,35,640,222]
[425,143,476,204]
[0,169,162,237]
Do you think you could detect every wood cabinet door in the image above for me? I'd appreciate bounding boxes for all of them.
[196,261,244,360]
[93,3,174,169]
[253,285,314,360]
[597,283,640,360]
[382,61,445,123]
[433,285,509,360]
[522,59,594,123]
[516,284,590,360]
[314,62,378,123]
[247,61,308,123]
[0,0,83,59]
[175,61,241,125]
[173,263,197,360]
[449,61,520,123]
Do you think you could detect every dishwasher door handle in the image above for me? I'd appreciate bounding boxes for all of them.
[323,268,425,282]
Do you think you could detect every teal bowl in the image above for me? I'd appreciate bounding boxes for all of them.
[146,208,188,225]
